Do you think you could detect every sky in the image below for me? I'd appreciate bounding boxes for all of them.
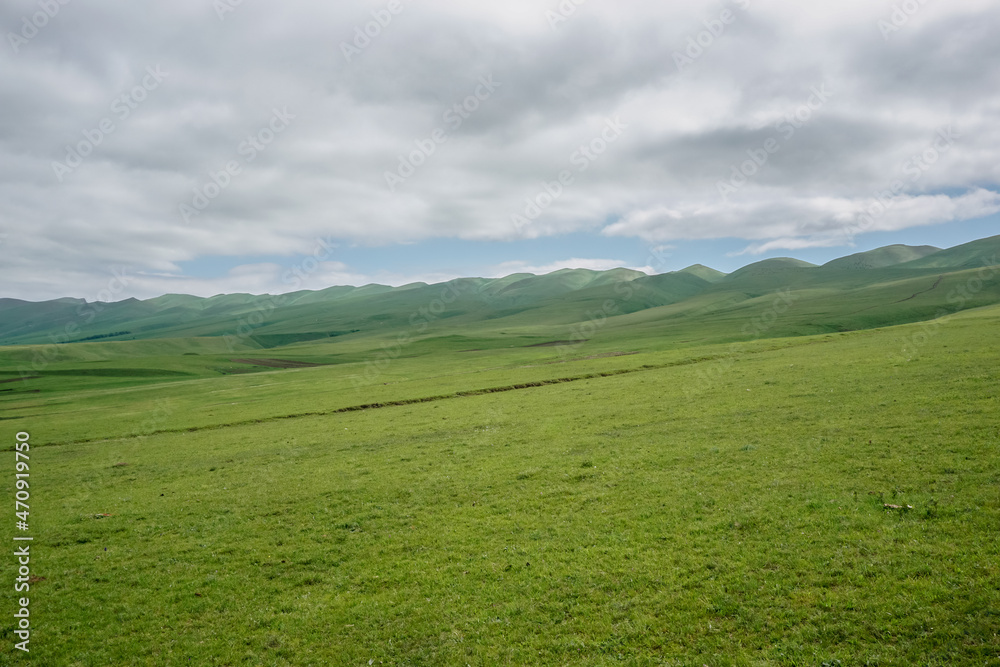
[1,0,999,302]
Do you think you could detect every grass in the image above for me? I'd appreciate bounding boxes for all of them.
[1,302,998,664]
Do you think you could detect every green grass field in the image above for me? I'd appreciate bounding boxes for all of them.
[2,295,998,664]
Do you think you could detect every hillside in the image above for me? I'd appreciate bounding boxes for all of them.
[895,234,1000,269]
[1,235,998,665]
[0,236,998,351]
[722,257,817,281]
[3,294,999,664]
[675,264,727,283]
[822,244,941,270]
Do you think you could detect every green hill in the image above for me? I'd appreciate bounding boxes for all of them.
[822,244,941,270]
[1,236,998,352]
[675,264,726,283]
[723,257,817,281]
[895,234,1000,269]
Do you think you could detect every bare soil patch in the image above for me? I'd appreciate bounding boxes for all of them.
[523,340,586,348]
[0,376,39,384]
[229,358,324,369]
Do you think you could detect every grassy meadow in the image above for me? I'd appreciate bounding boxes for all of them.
[1,294,998,664]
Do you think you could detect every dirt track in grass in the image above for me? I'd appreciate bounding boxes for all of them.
[229,358,324,368]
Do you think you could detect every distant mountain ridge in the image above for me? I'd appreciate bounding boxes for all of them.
[675,264,726,283]
[724,257,817,281]
[894,235,1000,269]
[1,235,998,347]
[822,245,941,270]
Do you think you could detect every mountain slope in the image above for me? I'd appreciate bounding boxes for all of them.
[822,244,941,270]
[894,235,1000,270]
[1,235,998,349]
[675,264,726,283]
[723,258,817,281]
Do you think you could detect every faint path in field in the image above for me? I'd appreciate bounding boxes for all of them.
[34,337,836,448]
[230,358,324,368]
[846,274,944,315]
[375,351,639,387]
[894,274,944,303]
[0,376,40,384]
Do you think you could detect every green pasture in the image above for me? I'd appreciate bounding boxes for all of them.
[1,300,997,664]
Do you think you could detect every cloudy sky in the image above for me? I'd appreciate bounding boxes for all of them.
[1,0,999,301]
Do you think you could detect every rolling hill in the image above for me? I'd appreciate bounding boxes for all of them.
[821,244,941,270]
[2,236,999,665]
[674,264,727,283]
[0,236,998,354]
[895,234,1000,269]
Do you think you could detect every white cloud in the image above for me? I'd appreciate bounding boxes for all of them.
[604,189,1000,251]
[488,258,647,277]
[1,0,999,300]
[733,237,860,256]
[113,261,371,300]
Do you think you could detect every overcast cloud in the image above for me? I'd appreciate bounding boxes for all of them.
[1,0,998,300]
